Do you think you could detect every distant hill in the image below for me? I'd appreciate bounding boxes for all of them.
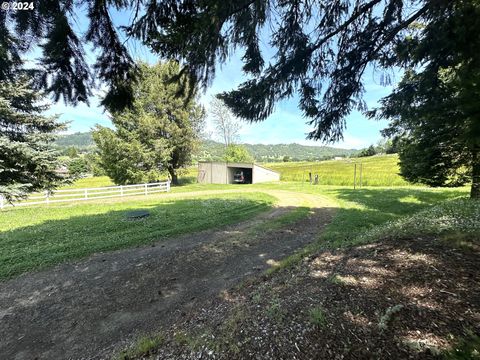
[55,132,96,152]
[55,132,358,161]
[198,140,358,162]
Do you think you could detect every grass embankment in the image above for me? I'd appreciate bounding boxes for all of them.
[255,183,470,271]
[266,154,409,186]
[0,192,275,280]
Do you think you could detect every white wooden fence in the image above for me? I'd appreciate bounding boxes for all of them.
[0,181,171,209]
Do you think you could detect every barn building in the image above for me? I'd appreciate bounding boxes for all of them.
[197,162,280,184]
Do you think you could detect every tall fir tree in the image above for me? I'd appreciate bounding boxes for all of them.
[93,62,205,185]
[2,0,463,141]
[0,76,66,202]
[372,1,480,198]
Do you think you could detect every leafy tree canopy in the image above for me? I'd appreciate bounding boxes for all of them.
[223,144,254,163]
[92,62,205,185]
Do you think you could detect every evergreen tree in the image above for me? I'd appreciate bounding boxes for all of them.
[2,1,462,142]
[375,67,479,197]
[93,62,205,185]
[0,77,65,202]
[371,1,480,198]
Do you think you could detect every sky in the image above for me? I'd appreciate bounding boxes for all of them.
[44,7,397,150]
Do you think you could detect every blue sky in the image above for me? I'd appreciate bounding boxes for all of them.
[44,8,396,150]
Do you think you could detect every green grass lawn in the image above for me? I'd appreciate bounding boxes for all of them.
[0,192,275,280]
[251,182,471,271]
[1,173,472,281]
[265,154,409,186]
[60,176,114,189]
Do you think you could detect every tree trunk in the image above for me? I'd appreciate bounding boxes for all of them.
[168,167,179,185]
[471,146,480,199]
[470,146,480,199]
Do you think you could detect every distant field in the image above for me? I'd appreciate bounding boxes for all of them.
[265,154,409,186]
[60,176,114,189]
[59,155,404,190]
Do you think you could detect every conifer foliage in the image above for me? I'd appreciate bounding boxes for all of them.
[0,77,65,202]
[93,62,204,185]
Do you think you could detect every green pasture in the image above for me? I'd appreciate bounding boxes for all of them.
[1,163,474,281]
[265,154,409,186]
[0,192,275,280]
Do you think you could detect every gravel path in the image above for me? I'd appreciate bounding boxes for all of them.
[0,190,336,360]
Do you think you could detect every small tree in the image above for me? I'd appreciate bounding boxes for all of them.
[84,153,106,176]
[93,62,205,185]
[224,145,253,163]
[210,97,241,148]
[68,157,88,178]
[65,146,78,158]
[358,145,376,157]
[283,156,291,162]
[0,77,65,202]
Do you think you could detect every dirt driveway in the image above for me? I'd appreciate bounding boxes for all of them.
[0,190,336,359]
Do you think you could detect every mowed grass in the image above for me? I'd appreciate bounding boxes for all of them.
[254,183,470,271]
[0,192,275,280]
[60,175,114,189]
[266,154,409,186]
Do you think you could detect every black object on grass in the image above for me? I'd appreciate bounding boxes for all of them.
[126,210,150,220]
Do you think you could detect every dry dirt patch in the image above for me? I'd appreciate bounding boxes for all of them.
[148,235,480,359]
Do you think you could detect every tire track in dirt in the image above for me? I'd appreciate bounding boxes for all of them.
[0,190,336,359]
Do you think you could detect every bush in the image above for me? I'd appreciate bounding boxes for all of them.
[68,158,89,177]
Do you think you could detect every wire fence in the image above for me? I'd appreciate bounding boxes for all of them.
[0,181,171,209]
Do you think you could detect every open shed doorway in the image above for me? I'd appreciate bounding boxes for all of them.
[229,167,252,184]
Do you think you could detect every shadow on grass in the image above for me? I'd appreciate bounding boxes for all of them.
[0,197,273,280]
[127,221,480,359]
[333,187,466,215]
[318,187,468,246]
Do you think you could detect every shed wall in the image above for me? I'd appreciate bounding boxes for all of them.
[252,165,280,183]
[211,163,228,184]
[198,162,279,184]
[197,162,210,184]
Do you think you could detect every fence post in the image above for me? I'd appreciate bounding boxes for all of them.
[354,164,357,190]
[167,180,171,192]
[84,189,88,200]
[0,195,3,209]
[120,185,124,196]
[45,190,50,204]
[360,163,363,188]
[144,183,148,195]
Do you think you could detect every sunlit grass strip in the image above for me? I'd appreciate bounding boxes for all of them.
[267,187,470,273]
[351,198,480,245]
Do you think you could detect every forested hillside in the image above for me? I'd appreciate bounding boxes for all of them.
[56,132,358,161]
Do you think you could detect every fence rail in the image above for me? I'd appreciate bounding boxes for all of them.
[0,181,171,209]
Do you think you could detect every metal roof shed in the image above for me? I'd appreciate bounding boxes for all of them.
[197,162,280,184]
